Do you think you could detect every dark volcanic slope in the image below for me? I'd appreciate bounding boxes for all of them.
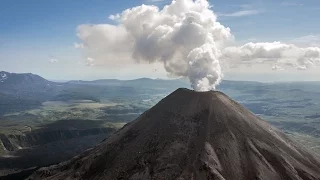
[28,88,320,180]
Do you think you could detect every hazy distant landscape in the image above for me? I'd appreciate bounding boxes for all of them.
[0,71,320,178]
[219,81,320,155]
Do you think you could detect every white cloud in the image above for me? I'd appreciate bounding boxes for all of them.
[291,35,320,47]
[219,10,262,17]
[229,4,254,9]
[108,14,120,20]
[222,42,320,70]
[219,3,262,18]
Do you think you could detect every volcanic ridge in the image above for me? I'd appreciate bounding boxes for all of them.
[28,88,320,180]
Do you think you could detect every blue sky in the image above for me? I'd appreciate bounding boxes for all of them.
[0,0,319,81]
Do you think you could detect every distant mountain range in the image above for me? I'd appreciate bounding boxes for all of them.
[0,71,61,100]
[0,71,273,95]
[0,71,50,85]
[0,71,190,116]
[0,71,191,100]
[0,71,189,89]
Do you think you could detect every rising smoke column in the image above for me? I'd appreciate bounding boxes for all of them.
[76,0,320,91]
[76,0,231,91]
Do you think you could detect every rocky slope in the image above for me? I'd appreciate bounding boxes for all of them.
[0,128,113,152]
[28,88,320,180]
[0,127,116,178]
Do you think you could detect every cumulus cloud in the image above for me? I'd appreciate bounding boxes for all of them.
[75,0,320,91]
[222,42,320,70]
[76,0,232,91]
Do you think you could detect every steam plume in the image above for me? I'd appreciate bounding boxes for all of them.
[76,0,231,91]
[76,0,320,91]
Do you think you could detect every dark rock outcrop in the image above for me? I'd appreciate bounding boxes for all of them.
[0,128,117,178]
[0,128,114,152]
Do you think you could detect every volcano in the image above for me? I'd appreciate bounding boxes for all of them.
[28,88,320,180]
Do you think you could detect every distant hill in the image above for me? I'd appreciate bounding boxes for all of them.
[0,72,189,116]
[68,78,189,89]
[0,71,50,85]
[0,71,62,115]
[0,71,62,101]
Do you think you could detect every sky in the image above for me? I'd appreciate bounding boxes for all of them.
[0,0,319,82]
